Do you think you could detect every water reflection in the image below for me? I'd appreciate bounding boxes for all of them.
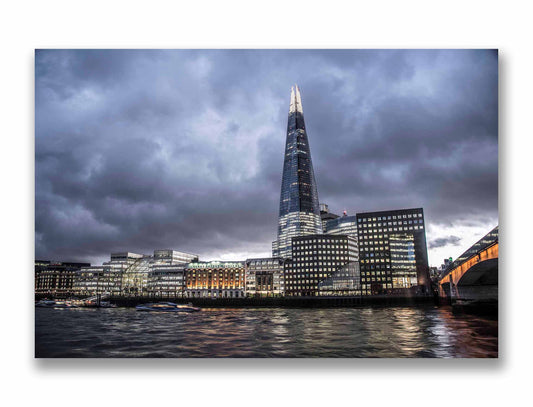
[35,306,497,358]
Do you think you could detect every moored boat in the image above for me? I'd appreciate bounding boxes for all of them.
[76,300,117,308]
[135,302,200,312]
[35,299,78,308]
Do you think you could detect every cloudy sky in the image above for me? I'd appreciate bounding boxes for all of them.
[35,49,498,267]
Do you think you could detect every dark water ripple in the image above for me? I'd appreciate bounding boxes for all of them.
[35,306,498,358]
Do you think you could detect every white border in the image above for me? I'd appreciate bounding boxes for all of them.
[3,0,531,405]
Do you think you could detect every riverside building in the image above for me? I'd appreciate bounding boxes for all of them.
[146,264,187,297]
[245,257,285,297]
[35,261,90,297]
[356,208,430,295]
[317,261,362,296]
[122,250,198,296]
[100,252,143,296]
[185,261,245,298]
[73,249,198,297]
[117,252,148,296]
[284,234,358,296]
[73,266,103,296]
[273,85,322,259]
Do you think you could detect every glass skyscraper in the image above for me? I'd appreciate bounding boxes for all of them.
[273,85,322,259]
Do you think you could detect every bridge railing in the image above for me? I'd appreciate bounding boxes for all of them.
[440,225,498,280]
[441,241,497,279]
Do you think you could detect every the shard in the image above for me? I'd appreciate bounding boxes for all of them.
[272,85,322,259]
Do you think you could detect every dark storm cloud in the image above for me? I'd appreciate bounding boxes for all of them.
[35,49,498,264]
[428,236,462,250]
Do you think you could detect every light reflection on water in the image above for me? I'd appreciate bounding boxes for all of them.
[35,306,497,358]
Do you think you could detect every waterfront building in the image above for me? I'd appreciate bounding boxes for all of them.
[356,208,430,295]
[73,266,103,296]
[146,264,187,297]
[143,250,198,297]
[75,253,141,297]
[100,252,143,296]
[244,257,285,297]
[34,260,50,293]
[273,85,322,259]
[120,254,151,296]
[317,261,362,296]
[185,261,245,298]
[284,234,358,296]
[72,249,198,297]
[123,250,198,296]
[35,261,90,296]
[320,203,339,232]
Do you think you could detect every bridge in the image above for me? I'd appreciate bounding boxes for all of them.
[439,226,498,302]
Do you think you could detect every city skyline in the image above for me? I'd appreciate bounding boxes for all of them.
[35,50,498,267]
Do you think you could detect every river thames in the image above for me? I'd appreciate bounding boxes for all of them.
[35,306,498,358]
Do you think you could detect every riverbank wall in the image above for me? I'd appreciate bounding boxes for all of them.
[106,295,438,308]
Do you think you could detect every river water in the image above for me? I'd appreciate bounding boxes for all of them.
[35,306,498,358]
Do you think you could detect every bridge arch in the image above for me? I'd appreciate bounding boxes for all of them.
[439,239,498,301]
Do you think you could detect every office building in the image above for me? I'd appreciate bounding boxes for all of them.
[35,260,90,296]
[144,250,198,297]
[121,250,198,296]
[284,234,358,296]
[324,211,358,239]
[100,252,143,296]
[318,261,362,296]
[72,249,198,297]
[245,257,285,297]
[273,85,322,259]
[146,264,187,297]
[153,249,199,264]
[356,208,430,294]
[73,266,103,296]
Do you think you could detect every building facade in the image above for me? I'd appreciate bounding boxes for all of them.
[73,266,103,296]
[146,264,187,297]
[284,234,358,296]
[116,252,147,296]
[154,249,199,264]
[356,208,430,295]
[244,257,285,297]
[122,250,198,296]
[144,251,198,297]
[324,213,358,239]
[317,261,362,296]
[273,85,322,259]
[35,261,90,296]
[185,261,245,298]
[72,249,198,297]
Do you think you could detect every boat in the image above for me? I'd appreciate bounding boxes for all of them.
[35,299,78,308]
[76,299,117,308]
[92,301,117,308]
[135,302,200,312]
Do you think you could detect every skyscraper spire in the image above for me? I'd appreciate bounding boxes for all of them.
[272,85,322,259]
[289,84,304,114]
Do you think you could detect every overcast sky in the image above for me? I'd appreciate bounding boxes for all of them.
[35,49,498,267]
